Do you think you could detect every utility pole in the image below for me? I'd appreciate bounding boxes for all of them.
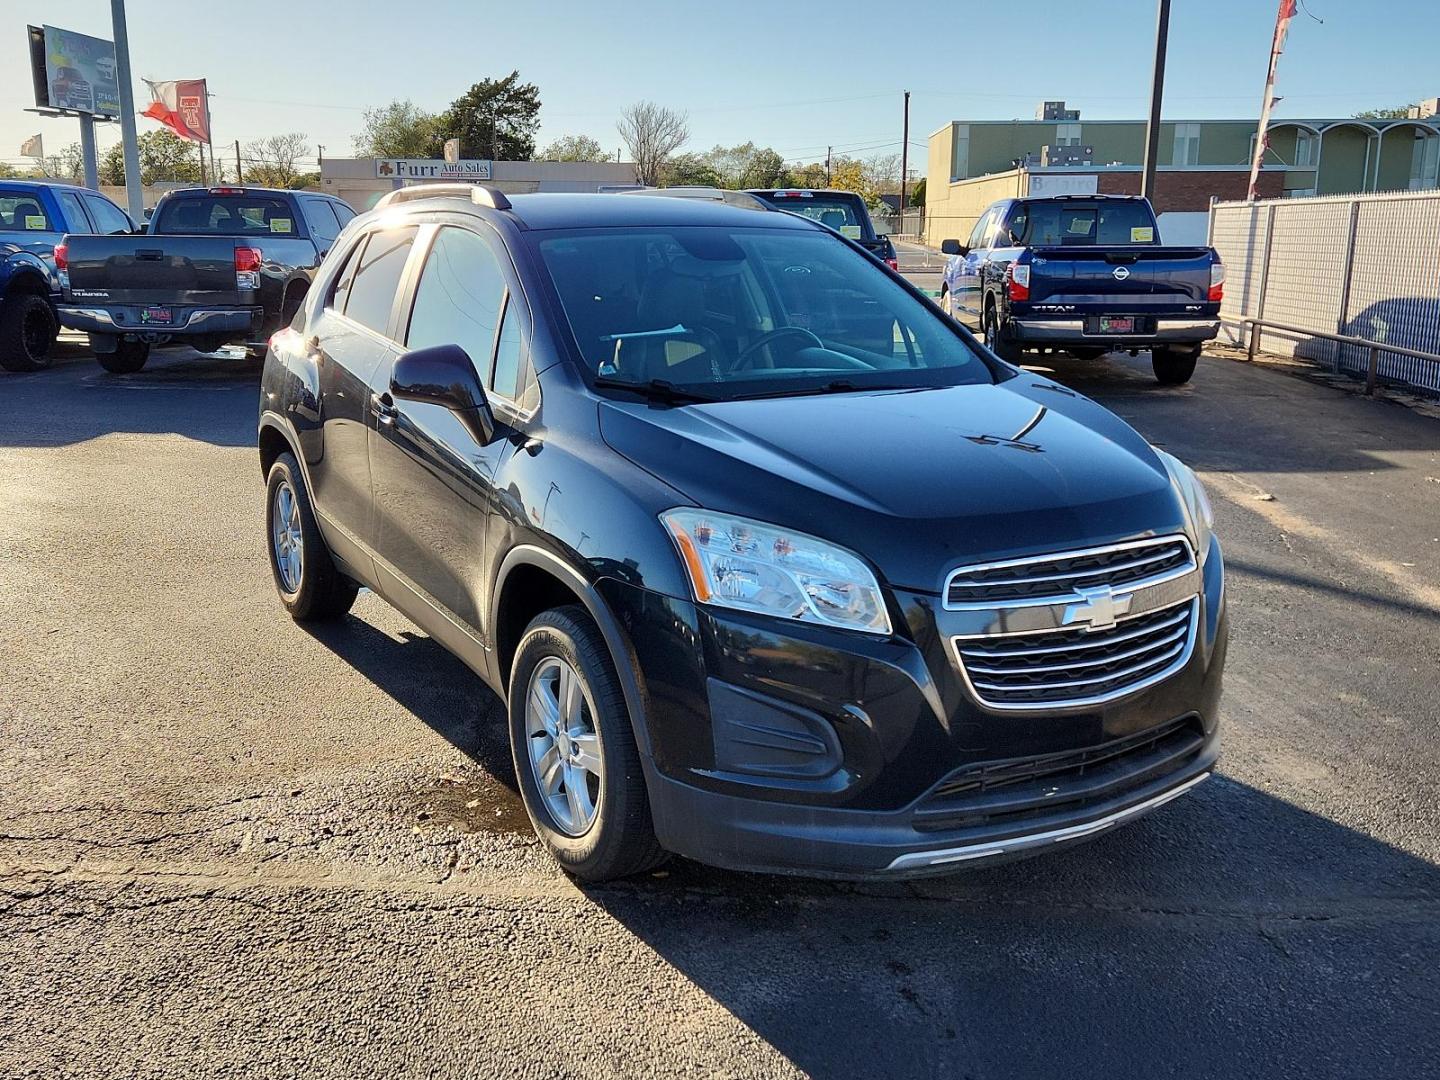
[825,145,832,186]
[1140,0,1171,202]
[198,139,206,185]
[77,115,99,189]
[110,0,144,219]
[899,91,911,219]
[234,139,243,183]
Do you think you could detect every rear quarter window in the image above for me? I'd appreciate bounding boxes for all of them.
[0,193,53,232]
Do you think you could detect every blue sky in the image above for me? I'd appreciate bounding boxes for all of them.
[4,0,1437,171]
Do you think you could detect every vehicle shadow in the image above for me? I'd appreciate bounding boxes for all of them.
[302,607,1440,1079]
[0,342,260,450]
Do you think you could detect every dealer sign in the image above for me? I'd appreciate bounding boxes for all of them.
[376,158,493,180]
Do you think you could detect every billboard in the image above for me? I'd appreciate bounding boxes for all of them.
[376,159,493,181]
[27,25,121,117]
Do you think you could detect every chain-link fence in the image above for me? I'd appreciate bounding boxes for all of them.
[1210,189,1440,394]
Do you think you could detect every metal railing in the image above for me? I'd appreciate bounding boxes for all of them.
[1233,316,1440,395]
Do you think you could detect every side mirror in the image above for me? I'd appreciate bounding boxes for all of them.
[940,239,967,256]
[390,343,496,445]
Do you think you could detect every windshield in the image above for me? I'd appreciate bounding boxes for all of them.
[535,226,992,400]
[1012,199,1159,246]
[153,195,298,236]
[751,193,872,240]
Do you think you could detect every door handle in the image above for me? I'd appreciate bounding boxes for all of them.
[372,391,397,424]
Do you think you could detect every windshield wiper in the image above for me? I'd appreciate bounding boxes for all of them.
[592,376,717,404]
[731,379,918,401]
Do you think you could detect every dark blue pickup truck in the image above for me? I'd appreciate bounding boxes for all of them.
[940,195,1223,384]
[0,181,136,371]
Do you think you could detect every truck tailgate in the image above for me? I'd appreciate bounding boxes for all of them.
[1027,246,1213,309]
[63,235,244,306]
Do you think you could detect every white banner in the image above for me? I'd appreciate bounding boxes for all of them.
[377,158,492,181]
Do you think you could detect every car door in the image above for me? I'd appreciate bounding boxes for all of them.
[368,221,519,645]
[955,206,999,325]
[306,225,419,559]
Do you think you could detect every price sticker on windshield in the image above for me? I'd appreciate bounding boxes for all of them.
[840,225,862,239]
[24,216,46,230]
[1131,226,1154,243]
[269,218,293,233]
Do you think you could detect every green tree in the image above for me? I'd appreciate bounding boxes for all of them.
[0,163,19,179]
[1354,105,1414,119]
[41,142,85,181]
[539,134,609,161]
[438,71,541,160]
[661,152,722,187]
[787,161,828,189]
[243,133,311,188]
[353,100,440,158]
[737,147,788,190]
[100,130,205,185]
[908,177,926,208]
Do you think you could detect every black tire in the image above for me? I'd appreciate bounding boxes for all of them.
[97,338,150,374]
[983,300,1023,364]
[264,451,358,621]
[509,605,667,882]
[1152,345,1200,385]
[0,292,58,373]
[939,286,953,318]
[1070,347,1107,361]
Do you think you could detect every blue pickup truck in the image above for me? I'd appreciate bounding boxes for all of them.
[939,195,1223,384]
[0,181,136,372]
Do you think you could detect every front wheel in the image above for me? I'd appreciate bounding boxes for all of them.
[1152,345,1200,385]
[983,302,1023,364]
[97,338,150,374]
[0,293,58,372]
[509,606,667,882]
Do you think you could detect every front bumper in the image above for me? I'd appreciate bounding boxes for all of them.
[57,305,260,339]
[603,538,1229,879]
[1011,316,1220,347]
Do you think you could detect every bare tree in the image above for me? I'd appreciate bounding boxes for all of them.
[245,132,310,188]
[617,102,689,186]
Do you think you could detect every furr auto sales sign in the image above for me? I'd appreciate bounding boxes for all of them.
[376,159,493,180]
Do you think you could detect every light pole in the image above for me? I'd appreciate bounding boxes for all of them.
[1140,0,1172,202]
[110,0,143,219]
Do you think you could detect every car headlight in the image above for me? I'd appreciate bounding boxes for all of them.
[1157,450,1215,562]
[661,509,892,636]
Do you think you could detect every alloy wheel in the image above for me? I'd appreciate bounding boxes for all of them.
[525,655,604,836]
[271,481,304,593]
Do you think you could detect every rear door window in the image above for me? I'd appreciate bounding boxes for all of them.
[342,226,418,336]
[300,197,341,248]
[0,194,53,231]
[153,195,300,236]
[1014,200,1160,245]
[56,191,93,232]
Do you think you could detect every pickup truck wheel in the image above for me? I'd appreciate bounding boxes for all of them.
[97,339,150,374]
[1152,345,1200,385]
[0,293,58,372]
[510,606,668,883]
[983,302,1023,364]
[265,452,358,621]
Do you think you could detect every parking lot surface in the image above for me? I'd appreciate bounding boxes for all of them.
[3,325,1438,1078]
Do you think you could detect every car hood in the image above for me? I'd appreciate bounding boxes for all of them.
[598,376,1189,594]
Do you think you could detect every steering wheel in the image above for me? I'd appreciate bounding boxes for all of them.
[732,327,826,371]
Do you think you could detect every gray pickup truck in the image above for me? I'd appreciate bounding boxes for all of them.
[57,185,355,372]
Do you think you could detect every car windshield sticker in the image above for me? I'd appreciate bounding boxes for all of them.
[25,216,46,230]
[840,225,862,239]
[269,218,293,233]
[1131,226,1154,243]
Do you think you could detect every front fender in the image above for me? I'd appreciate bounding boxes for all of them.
[1,254,59,299]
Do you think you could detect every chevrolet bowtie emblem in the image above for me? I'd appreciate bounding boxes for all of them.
[1062,585,1132,632]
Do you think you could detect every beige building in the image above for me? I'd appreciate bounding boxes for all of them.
[318,158,640,211]
[925,103,1440,247]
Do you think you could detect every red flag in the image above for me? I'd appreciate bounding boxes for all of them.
[142,79,210,143]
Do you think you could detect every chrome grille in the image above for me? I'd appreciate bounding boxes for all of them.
[954,600,1198,710]
[945,536,1193,607]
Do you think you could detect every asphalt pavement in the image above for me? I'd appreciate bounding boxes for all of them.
[2,318,1438,1078]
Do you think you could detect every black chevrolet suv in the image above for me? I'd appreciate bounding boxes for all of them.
[258,184,1227,882]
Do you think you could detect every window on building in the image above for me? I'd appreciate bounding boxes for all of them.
[1055,123,1082,147]
[1172,123,1201,166]
[1410,132,1439,190]
[1294,130,1315,168]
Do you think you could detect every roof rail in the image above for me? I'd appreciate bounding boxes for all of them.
[618,186,771,211]
[374,183,512,211]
